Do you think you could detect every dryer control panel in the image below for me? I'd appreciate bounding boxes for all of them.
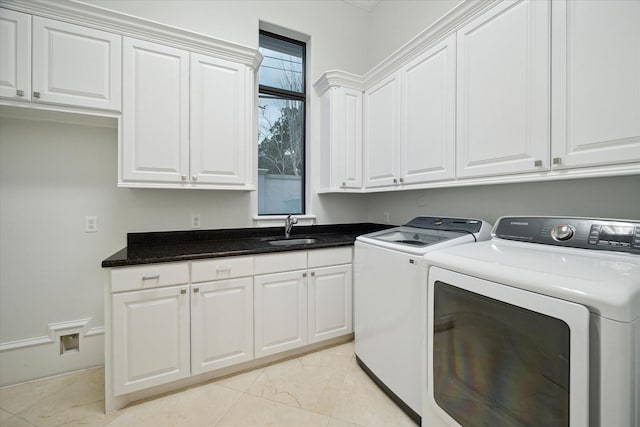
[493,217,640,255]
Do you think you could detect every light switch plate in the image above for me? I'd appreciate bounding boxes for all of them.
[85,216,98,233]
[191,213,201,229]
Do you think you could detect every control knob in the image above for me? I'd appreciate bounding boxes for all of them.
[551,224,576,241]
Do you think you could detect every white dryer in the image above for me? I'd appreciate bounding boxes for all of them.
[422,216,640,427]
[354,217,492,423]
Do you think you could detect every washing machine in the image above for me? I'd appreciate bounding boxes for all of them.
[354,216,492,423]
[422,216,640,427]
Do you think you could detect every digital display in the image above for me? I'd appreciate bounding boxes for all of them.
[599,225,634,243]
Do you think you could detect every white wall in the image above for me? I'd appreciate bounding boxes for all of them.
[365,0,463,69]
[84,0,372,77]
[365,176,640,227]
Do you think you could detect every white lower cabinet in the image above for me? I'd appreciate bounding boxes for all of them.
[308,264,352,343]
[254,270,308,358]
[254,247,354,356]
[112,284,191,396]
[107,247,352,409]
[191,277,253,374]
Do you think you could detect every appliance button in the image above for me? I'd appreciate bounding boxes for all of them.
[598,241,609,246]
[588,239,598,245]
[551,224,576,241]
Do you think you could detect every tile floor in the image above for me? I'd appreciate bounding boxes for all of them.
[0,341,417,427]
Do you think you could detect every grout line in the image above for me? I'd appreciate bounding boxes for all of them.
[212,389,246,427]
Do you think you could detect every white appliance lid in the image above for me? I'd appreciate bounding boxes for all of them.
[424,240,640,322]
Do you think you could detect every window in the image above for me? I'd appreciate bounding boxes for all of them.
[257,31,306,215]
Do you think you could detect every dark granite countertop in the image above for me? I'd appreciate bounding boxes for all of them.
[102,223,392,268]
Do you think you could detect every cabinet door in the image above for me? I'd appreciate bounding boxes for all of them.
[400,34,456,184]
[319,85,362,191]
[121,37,189,184]
[456,0,550,178]
[551,0,640,169]
[32,17,121,110]
[0,9,30,101]
[190,53,252,187]
[339,87,363,189]
[191,277,253,375]
[363,72,401,188]
[254,270,307,358]
[112,285,190,396]
[308,264,352,343]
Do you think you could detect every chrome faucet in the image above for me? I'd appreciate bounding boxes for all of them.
[284,214,298,238]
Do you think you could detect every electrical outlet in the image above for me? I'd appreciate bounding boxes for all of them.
[383,212,390,223]
[85,216,98,233]
[191,213,201,229]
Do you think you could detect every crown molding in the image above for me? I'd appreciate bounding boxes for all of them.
[314,70,365,95]
[1,0,263,69]
[343,0,381,13]
[364,0,500,87]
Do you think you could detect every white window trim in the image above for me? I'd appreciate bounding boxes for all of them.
[256,21,312,220]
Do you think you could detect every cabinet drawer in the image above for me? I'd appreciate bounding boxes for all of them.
[111,262,189,293]
[191,256,254,283]
[254,251,307,275]
[308,247,352,268]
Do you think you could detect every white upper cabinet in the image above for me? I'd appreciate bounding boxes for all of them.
[0,10,120,111]
[340,88,364,189]
[456,0,550,178]
[0,9,30,101]
[32,17,121,111]
[400,34,456,184]
[190,53,252,186]
[121,37,190,184]
[317,80,363,191]
[363,71,401,188]
[363,34,456,189]
[551,0,640,169]
[121,38,255,189]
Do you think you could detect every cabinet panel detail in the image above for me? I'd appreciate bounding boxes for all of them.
[191,278,253,374]
[112,285,190,395]
[400,34,456,184]
[363,72,401,188]
[254,271,307,357]
[190,53,250,185]
[0,8,31,101]
[121,37,189,183]
[551,0,640,168]
[308,265,352,343]
[32,16,121,110]
[456,0,549,178]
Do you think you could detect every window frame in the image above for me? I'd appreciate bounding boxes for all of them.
[257,30,307,216]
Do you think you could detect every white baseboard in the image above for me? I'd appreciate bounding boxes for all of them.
[0,318,105,386]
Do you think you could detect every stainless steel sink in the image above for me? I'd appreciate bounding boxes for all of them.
[267,238,319,246]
